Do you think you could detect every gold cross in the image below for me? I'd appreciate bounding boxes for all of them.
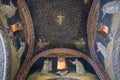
[57,13,64,26]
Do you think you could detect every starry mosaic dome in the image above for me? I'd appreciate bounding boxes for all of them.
[26,0,88,53]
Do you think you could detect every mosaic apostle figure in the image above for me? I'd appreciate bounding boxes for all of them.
[41,59,52,74]
[70,59,85,76]
[101,1,120,18]
[0,0,17,18]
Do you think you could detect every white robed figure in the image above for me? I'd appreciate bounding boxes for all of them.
[41,59,52,74]
[70,59,85,76]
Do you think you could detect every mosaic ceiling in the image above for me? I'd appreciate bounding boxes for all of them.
[26,0,90,54]
[1,0,120,80]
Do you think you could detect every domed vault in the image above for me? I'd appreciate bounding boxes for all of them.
[0,0,120,80]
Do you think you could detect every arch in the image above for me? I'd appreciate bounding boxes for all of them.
[0,17,12,80]
[87,0,110,79]
[24,48,109,80]
[14,0,111,80]
[0,28,12,80]
[15,0,35,79]
[0,30,10,80]
[112,25,120,80]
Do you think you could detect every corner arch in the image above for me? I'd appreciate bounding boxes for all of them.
[23,48,109,80]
